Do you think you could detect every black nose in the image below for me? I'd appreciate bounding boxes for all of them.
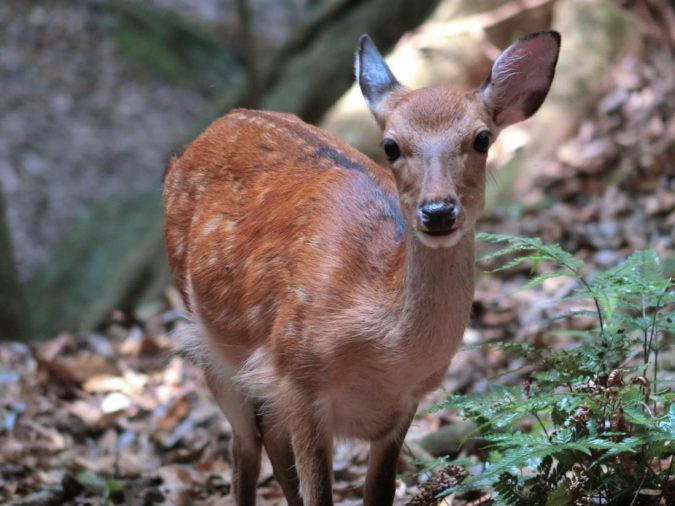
[420,201,460,233]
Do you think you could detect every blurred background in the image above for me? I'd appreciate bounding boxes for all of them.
[1,1,675,503]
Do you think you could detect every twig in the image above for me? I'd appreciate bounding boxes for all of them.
[630,467,649,506]
[647,292,665,394]
[532,411,550,441]
[234,0,260,106]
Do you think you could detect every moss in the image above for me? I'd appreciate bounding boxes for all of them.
[100,0,241,93]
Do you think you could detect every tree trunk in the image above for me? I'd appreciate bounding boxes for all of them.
[0,183,28,341]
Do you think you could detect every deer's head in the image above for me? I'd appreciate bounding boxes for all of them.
[357,31,560,248]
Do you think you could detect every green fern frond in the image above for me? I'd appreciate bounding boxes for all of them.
[440,235,675,503]
[477,233,585,273]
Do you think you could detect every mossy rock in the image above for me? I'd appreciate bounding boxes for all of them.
[25,189,167,339]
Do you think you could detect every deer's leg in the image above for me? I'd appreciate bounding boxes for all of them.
[259,411,302,505]
[285,398,333,506]
[205,368,262,506]
[363,404,417,506]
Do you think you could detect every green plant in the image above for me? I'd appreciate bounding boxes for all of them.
[430,233,675,505]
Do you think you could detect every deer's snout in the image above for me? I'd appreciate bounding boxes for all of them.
[419,200,461,234]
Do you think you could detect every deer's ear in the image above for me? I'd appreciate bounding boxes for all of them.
[356,35,405,126]
[481,31,561,127]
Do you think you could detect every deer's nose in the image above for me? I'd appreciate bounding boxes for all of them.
[419,201,460,234]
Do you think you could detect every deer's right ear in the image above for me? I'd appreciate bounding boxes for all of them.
[480,31,561,128]
[356,35,404,127]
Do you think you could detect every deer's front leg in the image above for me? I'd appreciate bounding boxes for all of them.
[363,404,417,506]
[287,399,333,506]
[258,411,302,506]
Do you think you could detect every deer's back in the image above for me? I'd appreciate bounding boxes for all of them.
[164,110,405,366]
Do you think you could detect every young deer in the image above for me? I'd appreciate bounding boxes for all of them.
[164,31,560,506]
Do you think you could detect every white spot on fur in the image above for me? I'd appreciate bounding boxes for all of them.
[285,321,298,338]
[219,221,239,256]
[247,304,263,325]
[267,298,280,318]
[292,287,309,304]
[174,239,185,257]
[256,186,271,204]
[242,253,259,273]
[202,215,224,236]
[224,220,238,232]
[310,236,322,250]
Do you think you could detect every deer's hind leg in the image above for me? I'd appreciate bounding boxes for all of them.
[204,367,262,506]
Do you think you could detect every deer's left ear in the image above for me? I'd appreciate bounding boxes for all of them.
[481,31,561,128]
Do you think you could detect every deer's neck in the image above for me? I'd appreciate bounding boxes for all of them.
[393,229,475,348]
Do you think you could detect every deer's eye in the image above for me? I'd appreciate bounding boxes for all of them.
[473,131,490,154]
[382,139,400,162]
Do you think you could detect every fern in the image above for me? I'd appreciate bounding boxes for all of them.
[431,234,675,504]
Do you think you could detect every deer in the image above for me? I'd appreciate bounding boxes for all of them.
[163,31,560,506]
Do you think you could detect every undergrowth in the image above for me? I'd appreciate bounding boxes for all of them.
[429,233,675,505]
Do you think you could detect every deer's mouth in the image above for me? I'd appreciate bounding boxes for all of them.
[415,227,465,249]
[424,229,455,237]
